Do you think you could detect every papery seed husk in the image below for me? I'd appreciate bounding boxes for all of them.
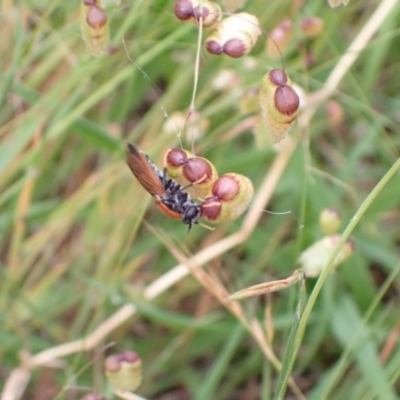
[105,352,142,392]
[206,12,260,57]
[81,2,110,56]
[203,173,253,222]
[177,0,222,29]
[298,235,355,277]
[164,149,218,199]
[259,69,300,143]
[221,174,253,220]
[192,1,222,29]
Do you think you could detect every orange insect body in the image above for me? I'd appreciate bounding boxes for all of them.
[126,144,201,228]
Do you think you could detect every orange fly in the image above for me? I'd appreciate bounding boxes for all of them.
[126,144,201,229]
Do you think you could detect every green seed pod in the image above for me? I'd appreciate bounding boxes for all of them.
[81,0,110,56]
[201,173,253,223]
[205,13,261,58]
[298,235,355,277]
[319,208,342,235]
[105,351,142,392]
[259,69,300,143]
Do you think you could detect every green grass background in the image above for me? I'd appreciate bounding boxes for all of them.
[0,0,400,399]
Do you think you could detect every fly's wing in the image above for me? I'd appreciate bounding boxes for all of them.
[126,144,165,196]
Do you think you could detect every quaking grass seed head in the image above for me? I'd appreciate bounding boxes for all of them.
[205,12,261,58]
[259,69,300,143]
[164,149,218,199]
[105,350,142,392]
[174,0,193,20]
[86,4,107,29]
[298,235,355,277]
[174,0,222,29]
[81,0,110,56]
[201,173,253,223]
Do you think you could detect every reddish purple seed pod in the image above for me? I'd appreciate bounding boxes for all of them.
[105,351,140,372]
[184,158,213,183]
[269,69,288,86]
[223,38,246,58]
[206,40,223,54]
[200,197,222,221]
[86,4,107,29]
[193,5,211,20]
[174,0,194,20]
[165,149,188,166]
[212,175,240,201]
[274,86,300,116]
